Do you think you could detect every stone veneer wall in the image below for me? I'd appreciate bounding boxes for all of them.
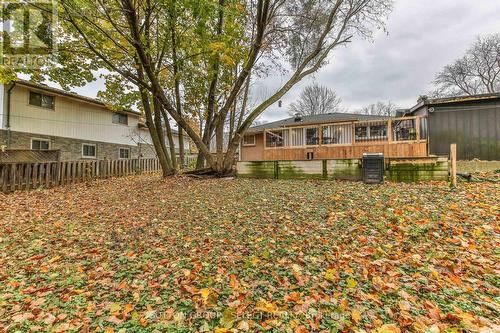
[0,130,157,161]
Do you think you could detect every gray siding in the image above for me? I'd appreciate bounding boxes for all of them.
[428,101,500,160]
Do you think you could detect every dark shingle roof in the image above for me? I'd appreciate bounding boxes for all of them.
[248,112,391,133]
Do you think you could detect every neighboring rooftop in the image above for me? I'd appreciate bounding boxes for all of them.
[12,79,141,116]
[248,112,390,133]
[409,92,500,113]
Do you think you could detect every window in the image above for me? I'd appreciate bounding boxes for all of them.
[369,124,387,140]
[306,152,314,160]
[31,138,50,150]
[305,127,319,145]
[119,148,130,159]
[112,113,128,125]
[392,119,417,141]
[265,130,288,147]
[243,134,255,146]
[29,91,55,109]
[82,144,97,158]
[321,124,352,144]
[419,117,428,140]
[355,124,369,141]
[355,122,388,142]
[290,128,304,146]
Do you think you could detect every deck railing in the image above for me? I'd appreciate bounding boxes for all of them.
[0,158,160,193]
[263,116,427,148]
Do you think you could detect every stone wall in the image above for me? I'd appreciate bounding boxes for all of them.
[0,130,157,161]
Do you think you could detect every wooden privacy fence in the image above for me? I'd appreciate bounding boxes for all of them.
[0,158,161,193]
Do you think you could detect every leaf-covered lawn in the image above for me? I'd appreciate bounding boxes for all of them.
[0,175,498,333]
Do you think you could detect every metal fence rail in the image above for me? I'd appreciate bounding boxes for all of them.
[0,158,160,193]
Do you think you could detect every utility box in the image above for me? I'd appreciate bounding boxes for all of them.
[362,153,384,184]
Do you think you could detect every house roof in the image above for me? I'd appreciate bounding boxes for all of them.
[138,121,179,134]
[409,92,500,114]
[247,112,391,133]
[13,79,142,116]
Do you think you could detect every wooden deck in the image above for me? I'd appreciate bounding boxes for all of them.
[263,141,428,160]
[241,116,430,161]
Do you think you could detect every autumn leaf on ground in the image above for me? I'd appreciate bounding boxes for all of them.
[0,175,498,331]
[346,277,358,289]
[351,308,362,323]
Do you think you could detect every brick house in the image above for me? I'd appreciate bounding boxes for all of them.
[0,80,189,160]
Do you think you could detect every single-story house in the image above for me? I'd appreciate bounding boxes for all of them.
[240,112,429,161]
[405,93,500,161]
[0,80,189,160]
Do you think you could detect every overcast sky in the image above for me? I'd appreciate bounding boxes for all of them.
[70,0,500,123]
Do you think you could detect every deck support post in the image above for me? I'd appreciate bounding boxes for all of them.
[450,143,457,188]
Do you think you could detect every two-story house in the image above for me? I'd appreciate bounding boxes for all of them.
[0,80,189,160]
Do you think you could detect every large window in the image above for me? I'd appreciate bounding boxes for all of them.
[243,134,255,146]
[369,124,387,139]
[112,113,128,125]
[31,138,50,150]
[392,119,417,141]
[29,91,55,109]
[355,124,368,141]
[355,122,387,142]
[265,130,288,147]
[82,144,97,158]
[321,124,352,144]
[305,127,319,145]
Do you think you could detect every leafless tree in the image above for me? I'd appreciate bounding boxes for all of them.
[288,83,342,116]
[433,33,500,97]
[359,101,396,116]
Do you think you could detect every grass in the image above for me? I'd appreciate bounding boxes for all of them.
[0,175,498,332]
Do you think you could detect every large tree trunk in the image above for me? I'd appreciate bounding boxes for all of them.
[143,102,174,177]
[135,60,174,177]
[215,117,224,172]
[160,106,178,171]
[152,97,176,176]
[178,127,185,169]
[195,151,205,169]
[168,1,185,169]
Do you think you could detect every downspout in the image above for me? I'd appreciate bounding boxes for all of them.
[6,83,16,149]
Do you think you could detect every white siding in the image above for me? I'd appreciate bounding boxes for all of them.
[9,85,142,145]
[138,127,190,151]
[5,84,189,152]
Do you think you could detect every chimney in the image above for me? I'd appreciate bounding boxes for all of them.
[418,95,428,103]
[294,113,302,122]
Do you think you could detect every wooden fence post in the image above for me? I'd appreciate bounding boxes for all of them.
[10,163,16,191]
[45,163,51,188]
[1,165,7,192]
[1,158,160,192]
[450,143,457,188]
[25,164,32,190]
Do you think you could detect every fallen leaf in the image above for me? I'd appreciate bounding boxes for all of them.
[351,308,362,323]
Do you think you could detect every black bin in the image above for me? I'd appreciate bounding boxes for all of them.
[362,153,384,184]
